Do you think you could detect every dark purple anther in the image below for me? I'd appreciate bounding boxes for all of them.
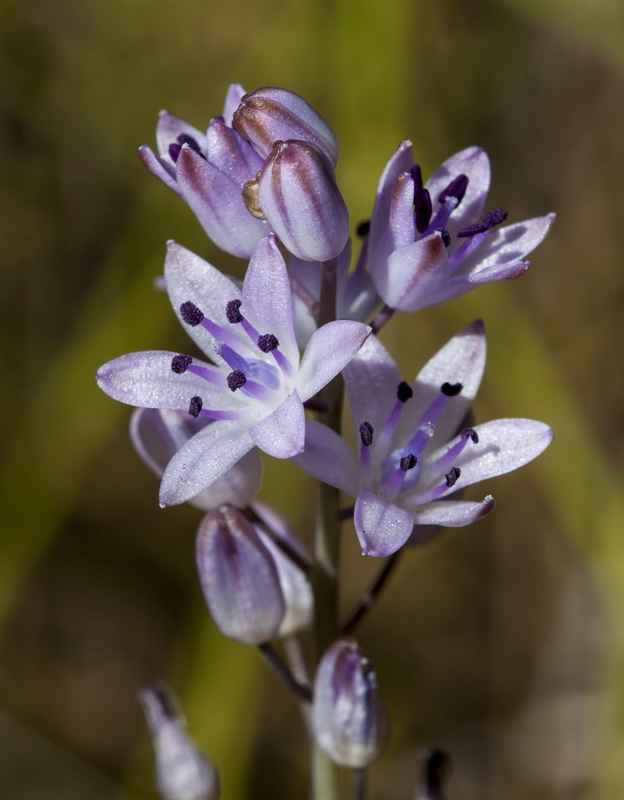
[436,228,451,248]
[168,143,182,163]
[356,220,370,238]
[463,427,479,444]
[180,301,205,327]
[226,299,243,324]
[227,370,247,391]
[438,174,468,205]
[176,133,203,155]
[410,164,423,193]
[441,382,463,397]
[414,188,432,234]
[359,421,374,447]
[189,396,203,417]
[445,466,461,488]
[482,207,508,228]
[397,381,413,403]
[400,453,417,472]
[171,354,192,374]
[257,333,279,353]
[457,222,490,238]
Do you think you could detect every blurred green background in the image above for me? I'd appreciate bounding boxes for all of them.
[1,0,623,797]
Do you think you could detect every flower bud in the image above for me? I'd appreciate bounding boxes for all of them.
[139,682,220,800]
[312,639,390,768]
[196,506,285,645]
[257,140,349,262]
[233,87,338,166]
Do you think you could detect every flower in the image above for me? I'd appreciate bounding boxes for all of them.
[96,234,371,507]
[312,639,390,768]
[367,142,555,312]
[139,682,220,800]
[294,320,553,557]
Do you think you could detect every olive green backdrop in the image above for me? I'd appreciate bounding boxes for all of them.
[1,0,623,797]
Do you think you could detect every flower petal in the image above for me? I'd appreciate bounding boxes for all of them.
[176,146,269,258]
[292,420,360,497]
[343,335,401,437]
[222,83,246,126]
[426,146,490,239]
[96,351,217,410]
[241,235,299,366]
[408,496,496,527]
[296,320,371,402]
[204,117,264,185]
[138,146,180,195]
[159,420,255,506]
[396,319,486,448]
[249,390,305,458]
[354,490,415,557]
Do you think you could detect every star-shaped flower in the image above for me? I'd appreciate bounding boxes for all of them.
[294,321,553,557]
[97,234,371,506]
[368,143,555,312]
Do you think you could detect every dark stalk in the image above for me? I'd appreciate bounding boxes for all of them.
[342,551,403,635]
[259,642,313,703]
[370,303,395,334]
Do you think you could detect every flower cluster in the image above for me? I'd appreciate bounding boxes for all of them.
[98,84,554,798]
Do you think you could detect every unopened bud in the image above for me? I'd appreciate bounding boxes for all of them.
[196,506,285,645]
[312,639,390,768]
[258,140,349,262]
[139,682,220,800]
[233,87,338,166]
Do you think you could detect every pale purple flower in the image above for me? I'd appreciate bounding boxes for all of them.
[96,234,371,507]
[294,321,553,557]
[139,682,220,800]
[139,83,269,258]
[368,142,555,312]
[312,639,390,768]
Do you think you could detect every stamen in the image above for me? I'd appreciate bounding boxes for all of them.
[482,207,508,228]
[227,370,247,391]
[414,188,432,234]
[356,220,370,237]
[180,301,204,326]
[463,427,479,443]
[177,133,203,154]
[214,341,250,374]
[188,396,203,417]
[359,422,374,447]
[445,466,461,487]
[436,228,451,248]
[441,382,463,397]
[171,354,192,374]
[375,382,412,456]
[400,454,417,472]
[168,143,182,163]
[226,299,243,324]
[257,333,279,353]
[429,428,479,476]
[438,174,468,205]
[397,381,413,403]
[424,196,458,235]
[457,222,489,238]
[410,164,424,193]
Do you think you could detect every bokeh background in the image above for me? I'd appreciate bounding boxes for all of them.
[1,0,623,797]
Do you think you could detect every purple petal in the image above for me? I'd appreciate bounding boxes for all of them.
[138,146,181,195]
[354,490,415,557]
[241,235,299,366]
[159,420,255,506]
[426,146,490,239]
[296,320,371,402]
[424,418,553,492]
[249,390,305,458]
[343,335,401,438]
[96,351,217,410]
[204,117,264,185]
[176,146,269,258]
[292,420,360,496]
[222,83,246,126]
[373,232,451,312]
[368,140,414,270]
[409,496,496,526]
[396,320,486,448]
[258,532,313,637]
[156,111,206,163]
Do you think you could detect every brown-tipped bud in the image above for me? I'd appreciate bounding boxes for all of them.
[196,506,285,645]
[257,140,349,262]
[312,639,390,768]
[233,87,338,166]
[139,682,220,800]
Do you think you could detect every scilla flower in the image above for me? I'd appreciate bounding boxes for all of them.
[368,142,555,312]
[96,234,370,506]
[294,320,553,557]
